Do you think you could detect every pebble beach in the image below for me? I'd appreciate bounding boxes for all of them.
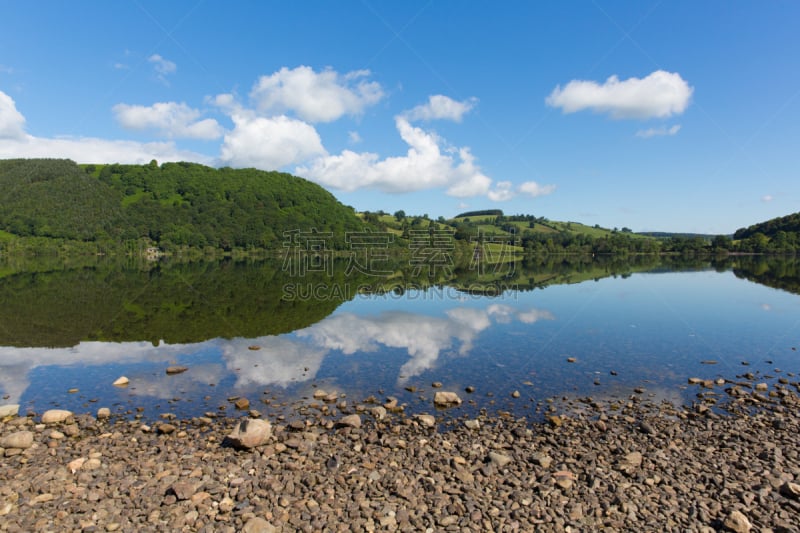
[2,379,800,532]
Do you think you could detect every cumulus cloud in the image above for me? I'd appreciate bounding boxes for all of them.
[298,116,491,197]
[297,304,555,383]
[0,135,212,165]
[519,180,556,198]
[487,181,515,202]
[219,112,325,169]
[0,92,210,163]
[222,337,327,388]
[0,340,197,403]
[546,70,693,119]
[0,90,26,139]
[480,180,556,202]
[148,54,176,84]
[636,124,681,138]
[348,130,362,144]
[250,66,383,123]
[404,94,477,122]
[113,101,223,140]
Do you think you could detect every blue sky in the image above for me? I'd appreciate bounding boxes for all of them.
[1,1,798,234]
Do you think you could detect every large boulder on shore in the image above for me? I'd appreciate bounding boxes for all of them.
[41,409,73,424]
[0,431,33,449]
[0,404,19,418]
[223,418,272,450]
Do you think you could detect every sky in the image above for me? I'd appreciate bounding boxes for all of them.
[1,1,799,234]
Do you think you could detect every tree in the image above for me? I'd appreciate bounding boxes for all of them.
[394,210,406,221]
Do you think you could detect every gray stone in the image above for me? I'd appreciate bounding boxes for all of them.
[168,481,198,501]
[780,481,800,499]
[224,418,272,449]
[414,414,436,428]
[464,419,480,430]
[313,389,327,399]
[488,451,512,467]
[41,409,73,424]
[241,517,277,533]
[0,431,33,449]
[338,414,361,428]
[722,509,751,533]
[531,452,552,469]
[0,404,20,418]
[433,391,462,407]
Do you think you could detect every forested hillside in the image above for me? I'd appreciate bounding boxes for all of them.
[734,212,800,242]
[0,159,366,250]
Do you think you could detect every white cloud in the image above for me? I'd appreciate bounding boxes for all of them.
[636,124,681,138]
[113,101,223,140]
[546,70,693,119]
[250,65,383,123]
[481,180,557,202]
[348,130,362,144]
[404,94,477,122]
[0,90,26,139]
[297,305,554,383]
[761,194,774,203]
[219,112,325,169]
[519,180,557,198]
[0,91,212,163]
[222,337,327,388]
[0,135,211,165]
[0,65,14,74]
[148,54,176,85]
[516,308,556,323]
[298,116,492,197]
[487,181,515,201]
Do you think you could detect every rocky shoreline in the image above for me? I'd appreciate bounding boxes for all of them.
[2,381,800,532]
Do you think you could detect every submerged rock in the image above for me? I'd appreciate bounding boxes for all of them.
[433,391,462,407]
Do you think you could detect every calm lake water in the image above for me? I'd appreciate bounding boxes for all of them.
[1,256,799,421]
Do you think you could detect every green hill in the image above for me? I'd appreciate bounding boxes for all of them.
[734,212,800,240]
[0,158,366,250]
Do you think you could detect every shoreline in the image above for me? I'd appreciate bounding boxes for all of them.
[2,380,800,531]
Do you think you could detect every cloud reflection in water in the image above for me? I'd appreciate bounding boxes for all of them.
[0,304,553,404]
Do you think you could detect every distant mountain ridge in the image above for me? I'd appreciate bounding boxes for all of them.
[636,232,726,239]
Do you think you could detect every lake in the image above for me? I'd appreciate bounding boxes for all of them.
[1,255,799,422]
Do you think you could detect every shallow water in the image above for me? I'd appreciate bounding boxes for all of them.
[1,257,799,421]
